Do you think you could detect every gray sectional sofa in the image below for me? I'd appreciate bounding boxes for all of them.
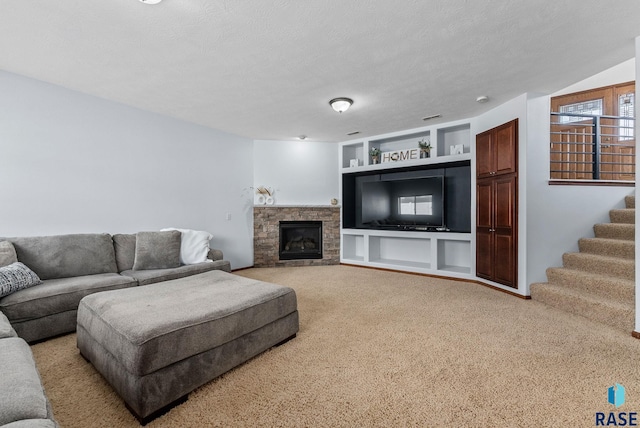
[0,232,231,427]
[0,312,57,428]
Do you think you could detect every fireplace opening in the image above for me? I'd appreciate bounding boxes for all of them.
[279,221,323,260]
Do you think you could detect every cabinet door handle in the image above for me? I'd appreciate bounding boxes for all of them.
[489,229,495,232]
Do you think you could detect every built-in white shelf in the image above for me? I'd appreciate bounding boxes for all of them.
[340,120,471,173]
[342,143,365,168]
[342,233,365,261]
[340,229,472,279]
[370,235,432,269]
[339,118,474,280]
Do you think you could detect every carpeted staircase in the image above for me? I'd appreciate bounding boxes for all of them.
[530,195,635,332]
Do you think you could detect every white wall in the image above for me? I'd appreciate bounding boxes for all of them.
[253,140,339,206]
[0,71,254,269]
[552,58,635,96]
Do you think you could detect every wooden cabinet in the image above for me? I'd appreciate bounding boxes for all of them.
[476,120,518,288]
[476,119,518,178]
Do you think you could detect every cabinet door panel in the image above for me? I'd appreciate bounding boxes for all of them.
[494,233,515,287]
[495,120,517,176]
[476,131,493,178]
[495,176,516,229]
[476,180,493,228]
[476,230,493,280]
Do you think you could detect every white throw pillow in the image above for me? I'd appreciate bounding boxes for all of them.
[160,228,213,264]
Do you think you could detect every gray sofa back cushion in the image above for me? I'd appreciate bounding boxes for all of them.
[0,310,17,338]
[112,234,136,272]
[2,234,118,280]
[133,231,182,270]
[0,241,18,267]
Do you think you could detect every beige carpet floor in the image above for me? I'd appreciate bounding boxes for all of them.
[32,265,640,427]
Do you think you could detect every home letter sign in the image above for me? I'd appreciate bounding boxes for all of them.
[381,148,420,163]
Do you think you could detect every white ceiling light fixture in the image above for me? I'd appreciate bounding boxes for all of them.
[329,98,353,113]
[139,0,162,4]
[476,95,490,103]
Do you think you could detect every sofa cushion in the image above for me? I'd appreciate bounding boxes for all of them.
[2,234,118,280]
[112,234,136,272]
[161,228,213,264]
[0,338,49,425]
[121,260,230,286]
[0,273,137,322]
[0,241,18,267]
[0,310,17,338]
[1,420,58,428]
[133,231,182,271]
[0,262,42,298]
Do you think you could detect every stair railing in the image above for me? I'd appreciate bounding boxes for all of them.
[550,112,635,182]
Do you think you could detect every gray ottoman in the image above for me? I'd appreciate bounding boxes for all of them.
[76,270,298,424]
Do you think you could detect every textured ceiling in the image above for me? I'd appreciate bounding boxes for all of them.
[0,1,639,142]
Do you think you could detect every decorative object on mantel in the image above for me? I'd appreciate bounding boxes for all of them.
[255,186,275,205]
[369,147,381,164]
[418,138,432,158]
[331,198,338,205]
[349,159,359,168]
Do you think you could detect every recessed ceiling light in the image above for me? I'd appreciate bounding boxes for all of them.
[139,0,162,4]
[422,114,441,121]
[297,135,307,140]
[329,98,353,113]
[476,95,490,103]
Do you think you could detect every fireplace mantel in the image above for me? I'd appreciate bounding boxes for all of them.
[253,206,340,267]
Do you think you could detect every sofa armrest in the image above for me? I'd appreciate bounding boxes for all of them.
[207,249,224,261]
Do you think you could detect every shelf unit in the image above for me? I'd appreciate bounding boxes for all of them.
[339,119,474,280]
[339,120,471,173]
[341,229,472,278]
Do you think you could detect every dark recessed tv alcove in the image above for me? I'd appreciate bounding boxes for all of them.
[342,161,471,233]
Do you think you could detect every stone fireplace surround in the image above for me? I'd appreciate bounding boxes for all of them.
[254,206,340,267]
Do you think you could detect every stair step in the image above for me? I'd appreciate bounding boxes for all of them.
[545,267,635,302]
[625,195,635,209]
[609,209,635,224]
[578,237,635,259]
[562,252,634,281]
[593,223,635,241]
[530,282,634,332]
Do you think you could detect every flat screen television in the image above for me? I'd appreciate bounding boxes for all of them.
[342,163,471,232]
[358,175,445,231]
